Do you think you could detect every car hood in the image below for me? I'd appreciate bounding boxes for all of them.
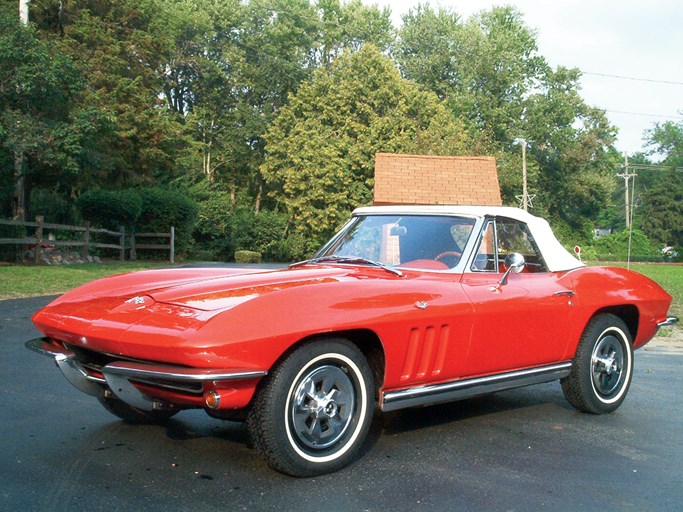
[31,264,450,368]
[46,266,354,312]
[149,267,350,311]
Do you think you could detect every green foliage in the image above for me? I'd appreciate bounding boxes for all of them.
[395,5,618,240]
[636,121,683,247]
[396,5,545,144]
[29,187,73,224]
[547,215,595,249]
[583,230,661,262]
[314,0,395,65]
[192,189,296,261]
[637,169,683,247]
[1,0,678,260]
[261,45,473,251]
[75,189,143,229]
[0,6,93,209]
[137,188,198,256]
[234,250,262,264]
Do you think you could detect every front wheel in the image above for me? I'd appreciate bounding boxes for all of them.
[247,338,375,477]
[561,313,633,414]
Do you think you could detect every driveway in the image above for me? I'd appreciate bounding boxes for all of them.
[1,296,681,512]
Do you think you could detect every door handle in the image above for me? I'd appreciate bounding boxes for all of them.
[553,290,575,298]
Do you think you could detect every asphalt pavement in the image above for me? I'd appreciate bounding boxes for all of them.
[1,295,681,512]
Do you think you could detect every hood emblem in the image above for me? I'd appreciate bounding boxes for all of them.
[414,301,428,310]
[125,296,146,305]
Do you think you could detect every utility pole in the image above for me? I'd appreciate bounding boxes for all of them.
[521,140,528,211]
[616,153,636,229]
[13,0,30,221]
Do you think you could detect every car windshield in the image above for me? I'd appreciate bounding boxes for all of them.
[317,215,477,270]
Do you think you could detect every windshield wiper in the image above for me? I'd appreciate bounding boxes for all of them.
[289,255,403,277]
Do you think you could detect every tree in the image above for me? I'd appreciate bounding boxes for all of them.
[261,45,474,252]
[396,4,545,144]
[314,0,394,66]
[520,67,617,238]
[396,5,618,241]
[637,120,683,246]
[0,5,87,220]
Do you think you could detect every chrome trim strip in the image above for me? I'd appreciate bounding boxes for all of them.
[55,353,103,397]
[85,374,107,384]
[26,337,267,409]
[381,362,572,412]
[101,361,267,382]
[100,362,267,411]
[26,338,103,396]
[25,337,73,358]
[657,316,679,328]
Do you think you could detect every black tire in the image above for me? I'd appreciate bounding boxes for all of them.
[98,396,178,424]
[247,338,375,477]
[561,313,633,414]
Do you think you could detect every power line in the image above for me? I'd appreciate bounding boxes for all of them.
[582,71,683,86]
[605,110,683,120]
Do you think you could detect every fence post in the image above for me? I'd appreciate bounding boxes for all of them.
[34,215,44,264]
[119,226,125,261]
[130,232,137,260]
[81,221,90,259]
[170,226,175,264]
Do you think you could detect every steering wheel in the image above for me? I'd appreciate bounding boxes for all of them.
[434,251,462,262]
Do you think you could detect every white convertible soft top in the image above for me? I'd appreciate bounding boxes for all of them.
[352,205,585,272]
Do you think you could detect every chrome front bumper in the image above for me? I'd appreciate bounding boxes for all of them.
[26,337,267,411]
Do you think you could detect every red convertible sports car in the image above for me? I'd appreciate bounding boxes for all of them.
[27,206,677,476]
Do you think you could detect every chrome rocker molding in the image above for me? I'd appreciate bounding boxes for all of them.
[381,362,573,412]
[26,337,267,411]
[657,316,679,329]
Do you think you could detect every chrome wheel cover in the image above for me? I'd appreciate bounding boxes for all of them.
[591,332,625,397]
[289,364,355,450]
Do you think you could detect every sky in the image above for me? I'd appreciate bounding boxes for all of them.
[363,0,683,158]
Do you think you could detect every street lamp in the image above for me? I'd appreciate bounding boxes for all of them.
[513,138,534,211]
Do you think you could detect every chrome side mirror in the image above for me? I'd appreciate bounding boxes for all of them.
[498,253,525,286]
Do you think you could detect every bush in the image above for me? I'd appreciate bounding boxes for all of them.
[75,189,142,230]
[234,250,262,263]
[192,195,299,262]
[230,209,289,260]
[267,233,310,262]
[583,229,662,262]
[193,191,234,260]
[137,188,198,257]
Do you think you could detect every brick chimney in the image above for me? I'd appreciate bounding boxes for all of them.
[373,153,502,206]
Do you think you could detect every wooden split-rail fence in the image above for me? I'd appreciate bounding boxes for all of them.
[0,216,175,264]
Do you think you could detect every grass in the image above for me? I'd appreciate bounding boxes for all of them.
[0,262,174,299]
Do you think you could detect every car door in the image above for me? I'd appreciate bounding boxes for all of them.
[459,217,575,376]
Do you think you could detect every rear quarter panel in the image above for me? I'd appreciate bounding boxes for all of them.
[566,266,673,353]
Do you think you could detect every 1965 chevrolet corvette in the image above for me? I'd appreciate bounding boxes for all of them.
[27,206,677,476]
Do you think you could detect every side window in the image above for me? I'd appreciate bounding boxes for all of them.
[471,218,547,273]
[496,218,547,272]
[471,221,497,271]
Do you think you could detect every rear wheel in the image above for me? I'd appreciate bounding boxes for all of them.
[561,313,633,414]
[247,338,375,477]
[98,396,178,424]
